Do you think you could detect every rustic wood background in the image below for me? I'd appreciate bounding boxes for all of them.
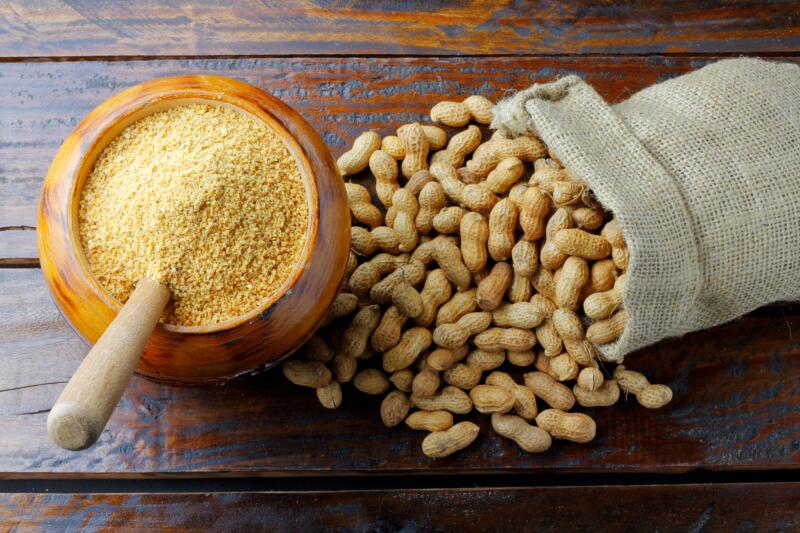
[1,1,798,530]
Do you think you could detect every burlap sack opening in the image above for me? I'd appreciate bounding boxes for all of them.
[492,58,800,362]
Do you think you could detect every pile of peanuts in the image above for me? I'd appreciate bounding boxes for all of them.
[282,95,672,458]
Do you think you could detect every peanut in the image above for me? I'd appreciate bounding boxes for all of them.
[492,302,543,329]
[574,379,620,407]
[463,95,494,124]
[381,390,410,427]
[433,311,492,350]
[460,211,489,272]
[484,157,524,194]
[350,226,399,256]
[369,149,400,208]
[338,131,381,176]
[470,384,515,414]
[552,308,594,366]
[555,256,589,310]
[488,199,517,261]
[535,409,596,443]
[432,206,465,234]
[383,327,433,373]
[332,353,358,383]
[416,182,446,235]
[519,186,550,241]
[540,207,573,270]
[614,366,673,409]
[415,269,453,327]
[602,219,629,269]
[426,347,460,372]
[571,207,604,230]
[552,181,585,206]
[466,349,506,371]
[506,274,533,303]
[530,267,556,301]
[474,327,537,352]
[349,252,409,301]
[511,240,538,278]
[507,349,536,367]
[389,369,414,393]
[584,274,625,320]
[443,363,482,389]
[507,182,528,207]
[529,158,566,191]
[406,169,434,195]
[467,136,546,177]
[283,360,331,389]
[576,365,605,392]
[381,135,405,160]
[586,309,628,344]
[301,335,335,363]
[554,228,611,260]
[492,413,552,453]
[430,236,472,291]
[548,353,579,381]
[536,320,562,357]
[421,421,480,458]
[345,182,382,229]
[399,122,429,178]
[436,288,478,325]
[354,368,390,395]
[430,101,471,127]
[430,162,465,205]
[316,380,343,409]
[486,371,538,420]
[523,371,575,411]
[457,166,483,184]
[444,125,482,167]
[390,188,420,252]
[321,292,359,327]
[405,410,454,432]
[476,262,513,311]
[371,306,408,353]
[412,363,441,398]
[580,259,617,302]
[462,184,499,214]
[339,304,382,359]
[411,385,473,414]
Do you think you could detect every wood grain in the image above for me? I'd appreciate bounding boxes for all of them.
[2,483,800,531]
[2,55,798,258]
[0,1,798,58]
[1,267,798,477]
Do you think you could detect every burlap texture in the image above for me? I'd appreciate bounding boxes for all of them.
[492,58,800,362]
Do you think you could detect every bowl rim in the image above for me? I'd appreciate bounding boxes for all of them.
[37,74,350,383]
[69,93,320,334]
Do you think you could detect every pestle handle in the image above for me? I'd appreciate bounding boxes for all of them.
[47,277,170,451]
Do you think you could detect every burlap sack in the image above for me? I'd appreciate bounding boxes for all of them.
[492,58,800,362]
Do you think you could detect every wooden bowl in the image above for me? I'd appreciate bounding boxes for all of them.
[38,76,350,385]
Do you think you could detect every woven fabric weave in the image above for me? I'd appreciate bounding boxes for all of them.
[492,58,800,361]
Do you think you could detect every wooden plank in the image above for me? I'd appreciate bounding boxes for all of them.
[1,268,798,477]
[2,55,799,258]
[2,483,800,531]
[0,1,798,58]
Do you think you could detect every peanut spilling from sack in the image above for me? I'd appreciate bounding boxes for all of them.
[284,96,673,459]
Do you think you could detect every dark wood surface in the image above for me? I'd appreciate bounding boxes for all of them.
[2,483,800,531]
[1,2,799,529]
[0,0,798,57]
[2,268,799,476]
[2,55,799,264]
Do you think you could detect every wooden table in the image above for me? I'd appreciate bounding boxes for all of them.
[1,2,799,530]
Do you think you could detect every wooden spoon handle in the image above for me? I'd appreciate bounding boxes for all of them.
[47,277,170,451]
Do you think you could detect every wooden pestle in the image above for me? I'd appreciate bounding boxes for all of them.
[47,278,170,451]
